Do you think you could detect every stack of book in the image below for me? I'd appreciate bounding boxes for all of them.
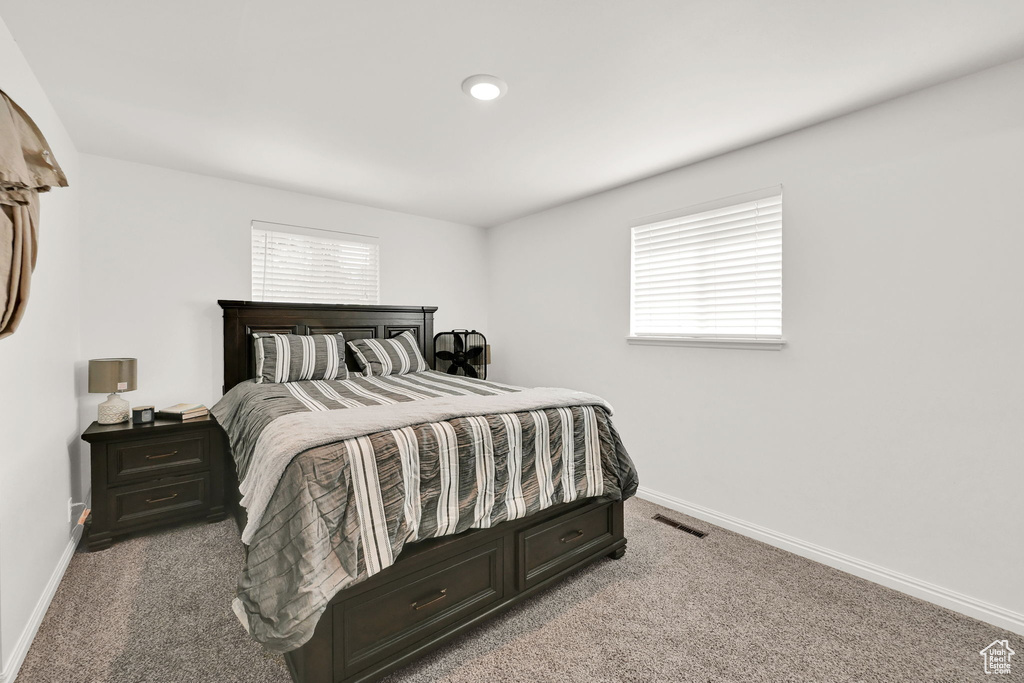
[157,403,209,421]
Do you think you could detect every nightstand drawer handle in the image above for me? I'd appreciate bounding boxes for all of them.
[145,451,179,460]
[145,492,178,504]
[411,589,447,610]
[560,529,585,543]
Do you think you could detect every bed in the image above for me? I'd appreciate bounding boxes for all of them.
[216,300,637,683]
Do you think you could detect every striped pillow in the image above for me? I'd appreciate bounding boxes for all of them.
[347,331,427,377]
[252,332,348,384]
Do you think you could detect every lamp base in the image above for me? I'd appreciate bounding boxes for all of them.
[98,393,130,424]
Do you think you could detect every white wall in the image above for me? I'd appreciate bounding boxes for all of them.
[0,16,82,680]
[78,154,489,418]
[487,58,1024,628]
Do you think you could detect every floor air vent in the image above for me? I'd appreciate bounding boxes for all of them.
[652,514,707,538]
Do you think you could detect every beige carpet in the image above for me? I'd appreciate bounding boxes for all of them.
[16,498,1015,682]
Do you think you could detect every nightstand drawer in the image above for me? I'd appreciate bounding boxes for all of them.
[112,474,209,527]
[108,432,209,485]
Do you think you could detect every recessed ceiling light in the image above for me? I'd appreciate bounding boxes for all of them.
[462,74,507,101]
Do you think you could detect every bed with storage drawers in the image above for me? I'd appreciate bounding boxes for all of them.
[215,300,637,683]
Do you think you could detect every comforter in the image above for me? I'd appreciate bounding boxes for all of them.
[212,370,637,652]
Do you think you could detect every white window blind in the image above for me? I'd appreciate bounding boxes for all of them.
[629,187,783,346]
[251,221,379,304]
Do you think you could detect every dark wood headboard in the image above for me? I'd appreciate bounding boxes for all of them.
[218,300,437,394]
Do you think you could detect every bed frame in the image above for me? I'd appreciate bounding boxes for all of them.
[218,300,627,683]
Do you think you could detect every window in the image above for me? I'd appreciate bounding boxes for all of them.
[628,186,783,349]
[251,221,380,304]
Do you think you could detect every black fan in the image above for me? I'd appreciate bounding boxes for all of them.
[434,330,487,379]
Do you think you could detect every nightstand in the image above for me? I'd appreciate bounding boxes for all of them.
[81,416,227,551]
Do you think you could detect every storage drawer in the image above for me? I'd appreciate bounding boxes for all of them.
[518,502,614,588]
[339,540,503,677]
[108,432,209,485]
[112,474,209,527]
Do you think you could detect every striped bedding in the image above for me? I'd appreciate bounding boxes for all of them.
[212,370,638,652]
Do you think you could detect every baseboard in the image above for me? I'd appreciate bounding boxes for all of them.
[0,525,83,683]
[636,485,1024,636]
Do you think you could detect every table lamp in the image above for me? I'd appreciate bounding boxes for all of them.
[88,358,137,424]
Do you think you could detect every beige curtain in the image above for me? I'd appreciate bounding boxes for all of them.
[0,89,67,340]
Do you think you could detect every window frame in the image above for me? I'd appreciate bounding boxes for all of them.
[251,220,381,305]
[627,186,785,351]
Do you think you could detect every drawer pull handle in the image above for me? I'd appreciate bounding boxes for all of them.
[411,589,447,611]
[145,492,179,504]
[145,451,179,460]
[560,529,585,543]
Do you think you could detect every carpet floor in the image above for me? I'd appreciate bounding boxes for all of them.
[16,498,1014,682]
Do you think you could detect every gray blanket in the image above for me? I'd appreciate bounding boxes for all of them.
[239,385,614,544]
[212,371,638,652]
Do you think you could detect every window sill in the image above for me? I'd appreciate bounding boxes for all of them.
[626,336,786,350]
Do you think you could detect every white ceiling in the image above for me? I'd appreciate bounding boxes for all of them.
[2,1,1023,227]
